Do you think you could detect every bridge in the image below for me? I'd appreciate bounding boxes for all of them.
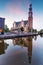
[0,32,38,40]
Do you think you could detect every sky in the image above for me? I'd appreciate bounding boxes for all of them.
[0,0,43,30]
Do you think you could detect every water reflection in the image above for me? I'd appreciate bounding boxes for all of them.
[13,36,33,64]
[27,37,32,63]
[0,36,43,65]
[40,34,43,37]
[34,36,37,40]
[0,40,9,55]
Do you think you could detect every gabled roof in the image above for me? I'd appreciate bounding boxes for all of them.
[16,22,20,26]
[16,20,28,26]
[24,20,28,25]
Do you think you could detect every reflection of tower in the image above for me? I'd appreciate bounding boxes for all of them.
[28,4,33,30]
[28,37,32,63]
[0,40,9,55]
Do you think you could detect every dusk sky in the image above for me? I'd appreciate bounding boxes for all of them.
[0,0,43,30]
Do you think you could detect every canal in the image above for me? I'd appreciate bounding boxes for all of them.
[0,35,43,65]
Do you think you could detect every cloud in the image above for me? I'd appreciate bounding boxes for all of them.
[6,1,27,17]
[5,0,30,29]
[33,12,43,30]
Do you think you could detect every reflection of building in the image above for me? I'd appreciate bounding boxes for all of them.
[0,40,9,55]
[13,37,33,63]
[13,39,16,46]
[13,38,24,47]
[11,4,33,32]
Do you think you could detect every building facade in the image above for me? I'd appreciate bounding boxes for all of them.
[0,17,5,34]
[12,4,33,32]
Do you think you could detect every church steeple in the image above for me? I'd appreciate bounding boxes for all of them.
[28,4,33,30]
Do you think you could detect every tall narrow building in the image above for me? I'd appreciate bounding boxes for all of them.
[28,4,33,30]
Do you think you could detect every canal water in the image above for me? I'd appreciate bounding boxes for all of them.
[0,35,43,65]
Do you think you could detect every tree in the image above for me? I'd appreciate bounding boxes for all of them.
[34,29,37,33]
[20,27,24,32]
[4,25,10,32]
[38,29,43,34]
[32,29,34,32]
[28,27,31,32]
[32,29,37,33]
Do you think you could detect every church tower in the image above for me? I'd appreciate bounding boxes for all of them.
[28,4,33,30]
